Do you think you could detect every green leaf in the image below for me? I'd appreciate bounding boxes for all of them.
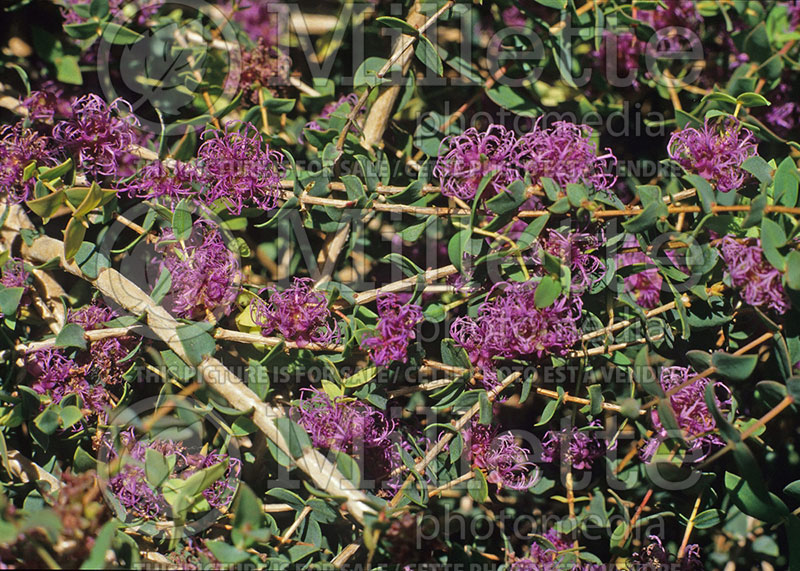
[90,0,109,18]
[38,158,74,182]
[176,322,216,366]
[80,521,118,570]
[145,448,172,487]
[683,174,715,213]
[701,91,738,105]
[34,405,60,435]
[485,180,527,215]
[785,251,800,290]
[274,417,312,459]
[354,57,396,87]
[206,540,250,564]
[622,201,667,233]
[59,405,83,429]
[376,16,419,36]
[742,156,773,185]
[150,267,172,304]
[469,468,489,502]
[415,36,443,76]
[725,471,787,524]
[736,92,771,108]
[102,22,143,44]
[54,55,82,85]
[63,217,86,261]
[534,0,567,9]
[775,157,799,207]
[56,322,87,350]
[761,218,787,270]
[478,391,492,424]
[343,366,379,388]
[441,338,471,369]
[172,199,193,241]
[534,275,561,308]
[711,352,758,382]
[0,287,24,318]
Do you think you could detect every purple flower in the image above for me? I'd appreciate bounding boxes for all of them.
[250,277,338,347]
[433,125,522,200]
[239,39,291,103]
[0,258,32,310]
[451,281,582,386]
[719,236,789,314]
[126,160,197,203]
[52,94,139,178]
[540,421,606,470]
[616,248,663,309]
[465,422,538,491]
[27,347,76,396]
[667,118,757,192]
[154,221,242,320]
[69,301,137,385]
[0,123,57,203]
[108,465,164,519]
[230,0,280,43]
[642,367,732,463]
[304,93,361,134]
[293,388,395,452]
[511,528,574,569]
[516,119,617,192]
[631,535,702,570]
[103,428,239,519]
[197,121,285,214]
[21,85,72,123]
[532,229,605,293]
[591,31,642,89]
[360,293,423,366]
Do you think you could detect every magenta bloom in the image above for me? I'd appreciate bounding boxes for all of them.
[360,294,423,366]
[617,249,663,309]
[240,39,291,102]
[22,86,72,123]
[511,528,574,569]
[592,31,642,88]
[451,281,582,385]
[540,421,605,471]
[230,0,280,43]
[103,428,240,519]
[1,258,32,309]
[0,123,56,203]
[719,236,790,314]
[433,125,522,200]
[126,160,197,204]
[464,422,538,491]
[154,221,242,320]
[642,367,732,463]
[52,94,139,178]
[668,119,757,192]
[69,301,136,385]
[250,277,338,347]
[197,121,285,214]
[293,388,395,452]
[516,119,617,192]
[632,535,702,568]
[304,93,361,134]
[532,229,605,293]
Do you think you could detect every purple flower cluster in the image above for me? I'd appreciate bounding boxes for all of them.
[52,94,139,179]
[196,121,285,214]
[126,160,197,204]
[642,367,732,463]
[451,281,582,386]
[464,422,538,491]
[293,388,405,491]
[304,94,362,135]
[360,294,423,366]
[293,388,395,452]
[540,421,606,471]
[631,535,702,570]
[239,39,291,103]
[154,221,242,320]
[516,119,617,192]
[26,301,136,419]
[433,125,520,200]
[229,0,280,44]
[616,248,663,309]
[433,122,617,201]
[250,277,338,347]
[718,236,790,314]
[532,229,605,293]
[104,427,240,520]
[668,119,758,192]
[68,302,136,385]
[22,84,73,124]
[1,258,32,309]
[510,528,575,570]
[0,123,56,203]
